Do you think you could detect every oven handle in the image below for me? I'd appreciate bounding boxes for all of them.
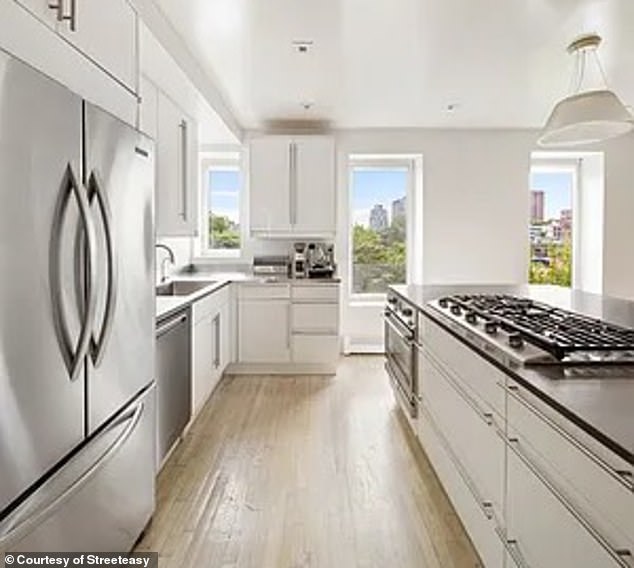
[385,311,415,342]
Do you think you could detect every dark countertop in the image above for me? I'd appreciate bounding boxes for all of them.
[390,284,634,466]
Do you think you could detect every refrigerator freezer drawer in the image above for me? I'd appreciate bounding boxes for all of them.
[0,385,156,554]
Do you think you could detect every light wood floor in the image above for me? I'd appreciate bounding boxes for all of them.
[136,356,481,568]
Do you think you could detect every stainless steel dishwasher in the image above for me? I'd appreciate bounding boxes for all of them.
[156,308,191,464]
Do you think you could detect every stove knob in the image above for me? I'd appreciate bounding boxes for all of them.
[387,297,397,305]
[439,297,449,308]
[508,333,524,349]
[465,311,477,324]
[484,321,498,335]
[450,305,462,316]
[402,307,413,317]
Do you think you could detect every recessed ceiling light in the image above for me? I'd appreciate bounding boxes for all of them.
[292,40,314,54]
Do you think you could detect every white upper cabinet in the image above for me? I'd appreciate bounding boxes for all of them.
[56,0,137,92]
[249,136,292,233]
[249,135,336,236]
[294,137,336,234]
[139,76,158,139]
[15,0,59,28]
[16,0,137,93]
[156,91,198,237]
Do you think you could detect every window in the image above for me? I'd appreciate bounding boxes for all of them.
[528,164,577,287]
[349,160,413,295]
[201,155,241,256]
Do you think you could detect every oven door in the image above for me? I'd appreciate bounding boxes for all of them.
[384,310,416,417]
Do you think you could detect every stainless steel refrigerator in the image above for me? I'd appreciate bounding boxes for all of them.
[0,50,156,552]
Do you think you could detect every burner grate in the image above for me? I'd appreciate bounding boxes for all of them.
[450,294,634,360]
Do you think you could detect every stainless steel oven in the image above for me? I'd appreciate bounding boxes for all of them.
[384,293,417,418]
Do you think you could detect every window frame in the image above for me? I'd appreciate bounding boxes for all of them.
[348,157,416,302]
[529,159,580,288]
[199,154,243,259]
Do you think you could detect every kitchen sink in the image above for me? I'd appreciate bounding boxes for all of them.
[156,280,217,297]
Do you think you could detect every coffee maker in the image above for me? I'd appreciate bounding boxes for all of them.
[292,242,308,278]
[305,242,336,278]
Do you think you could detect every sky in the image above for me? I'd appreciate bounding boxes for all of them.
[531,171,573,220]
[351,168,408,226]
[208,169,240,222]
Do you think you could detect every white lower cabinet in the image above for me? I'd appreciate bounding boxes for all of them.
[238,299,291,363]
[191,286,231,414]
[236,282,340,370]
[419,349,505,568]
[414,312,634,568]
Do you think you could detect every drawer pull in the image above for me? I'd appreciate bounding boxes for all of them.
[504,382,633,492]
[507,436,632,568]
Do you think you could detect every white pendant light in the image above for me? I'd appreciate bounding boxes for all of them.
[538,33,634,147]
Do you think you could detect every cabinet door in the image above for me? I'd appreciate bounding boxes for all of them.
[238,300,291,363]
[294,136,336,234]
[249,136,291,233]
[192,315,214,414]
[15,0,58,28]
[57,0,137,92]
[156,92,197,236]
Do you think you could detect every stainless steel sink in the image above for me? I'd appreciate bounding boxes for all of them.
[156,280,217,297]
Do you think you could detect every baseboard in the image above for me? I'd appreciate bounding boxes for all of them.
[343,335,384,354]
[226,362,337,375]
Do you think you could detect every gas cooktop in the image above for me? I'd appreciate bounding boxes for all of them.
[428,293,634,365]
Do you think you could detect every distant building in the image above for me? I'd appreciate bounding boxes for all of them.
[391,197,406,225]
[560,208,572,239]
[529,224,545,243]
[546,219,563,242]
[369,204,388,231]
[531,190,545,222]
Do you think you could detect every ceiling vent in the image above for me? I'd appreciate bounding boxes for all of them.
[292,40,314,54]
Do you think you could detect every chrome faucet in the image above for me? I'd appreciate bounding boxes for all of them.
[155,243,176,282]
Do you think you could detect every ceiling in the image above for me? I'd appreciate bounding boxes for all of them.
[152,0,634,130]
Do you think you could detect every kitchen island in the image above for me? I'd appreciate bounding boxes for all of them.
[387,283,634,568]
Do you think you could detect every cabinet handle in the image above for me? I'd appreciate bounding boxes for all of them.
[288,142,295,226]
[179,120,188,221]
[506,435,632,568]
[286,303,291,349]
[503,382,633,492]
[49,0,76,30]
[213,314,220,369]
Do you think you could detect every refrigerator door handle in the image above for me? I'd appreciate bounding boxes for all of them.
[87,170,116,366]
[0,401,144,550]
[50,163,98,382]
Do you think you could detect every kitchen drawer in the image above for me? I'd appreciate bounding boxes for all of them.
[292,334,339,364]
[422,351,505,521]
[238,283,291,300]
[292,303,338,333]
[418,402,504,568]
[506,438,629,568]
[505,381,634,552]
[292,284,339,302]
[421,316,506,418]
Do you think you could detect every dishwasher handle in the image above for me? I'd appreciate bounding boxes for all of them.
[157,313,188,337]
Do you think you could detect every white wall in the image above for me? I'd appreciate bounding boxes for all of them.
[601,133,634,300]
[336,128,535,350]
